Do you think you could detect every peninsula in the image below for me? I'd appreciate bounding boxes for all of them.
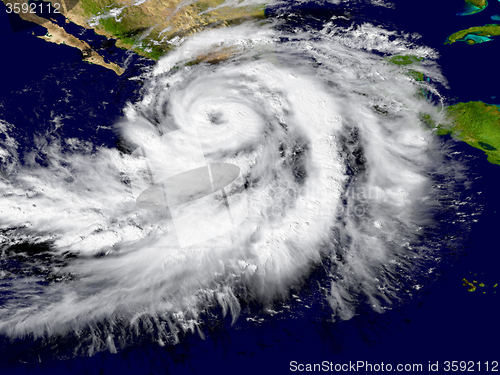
[2,0,266,73]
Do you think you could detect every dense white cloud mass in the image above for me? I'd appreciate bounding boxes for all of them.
[0,16,469,355]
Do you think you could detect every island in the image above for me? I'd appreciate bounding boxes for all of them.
[462,271,498,294]
[438,101,500,166]
[385,55,500,166]
[445,24,500,45]
[385,54,424,81]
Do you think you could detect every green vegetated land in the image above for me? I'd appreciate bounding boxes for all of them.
[385,54,425,81]
[365,55,500,166]
[439,101,500,165]
[457,0,488,16]
[445,24,500,44]
[466,0,487,8]
[76,0,266,60]
[79,0,152,54]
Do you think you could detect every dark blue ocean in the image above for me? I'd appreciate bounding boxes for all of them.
[0,0,499,374]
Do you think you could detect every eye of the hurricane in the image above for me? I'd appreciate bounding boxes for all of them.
[208,111,226,125]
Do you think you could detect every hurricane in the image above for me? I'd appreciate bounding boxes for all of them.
[0,1,474,358]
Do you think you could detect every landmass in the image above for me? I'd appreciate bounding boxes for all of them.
[385,54,424,81]
[466,0,486,8]
[2,0,124,73]
[438,101,500,166]
[68,0,266,61]
[2,0,266,73]
[445,24,500,45]
[385,56,500,166]
[2,0,124,74]
[457,0,488,16]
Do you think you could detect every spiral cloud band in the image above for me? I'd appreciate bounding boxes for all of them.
[0,19,469,355]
